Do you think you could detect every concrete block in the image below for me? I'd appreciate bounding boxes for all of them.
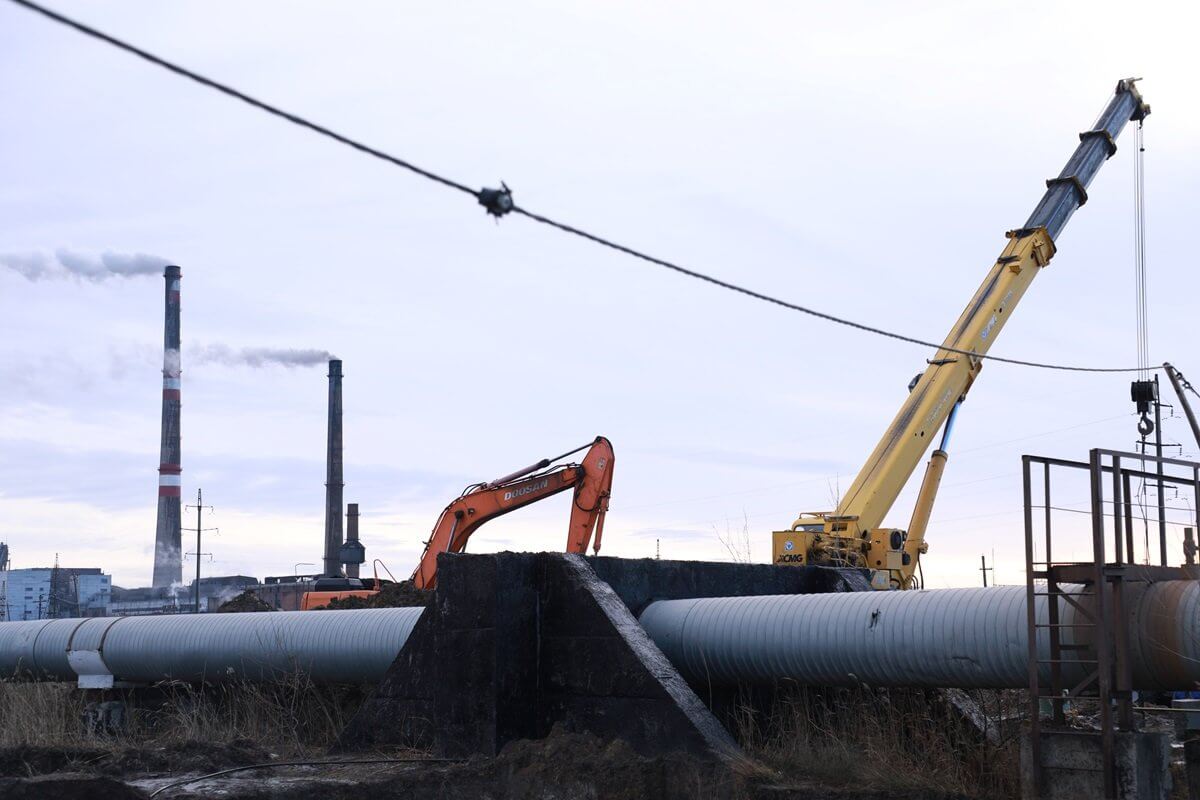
[587,555,868,616]
[344,552,864,761]
[1185,738,1200,800]
[338,552,861,762]
[1174,698,1200,737]
[1020,729,1171,800]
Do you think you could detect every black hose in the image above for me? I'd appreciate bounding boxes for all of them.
[148,756,459,797]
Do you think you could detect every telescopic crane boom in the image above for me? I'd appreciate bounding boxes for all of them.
[411,436,614,590]
[773,79,1150,589]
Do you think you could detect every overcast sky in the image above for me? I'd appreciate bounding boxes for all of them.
[2,1,1198,589]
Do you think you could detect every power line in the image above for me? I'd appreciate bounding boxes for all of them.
[8,0,1162,375]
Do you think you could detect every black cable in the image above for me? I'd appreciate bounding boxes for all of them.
[512,205,1151,373]
[148,756,459,797]
[6,0,1163,374]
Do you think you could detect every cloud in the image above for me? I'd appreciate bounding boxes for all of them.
[627,526,712,542]
[651,446,846,474]
[0,437,465,514]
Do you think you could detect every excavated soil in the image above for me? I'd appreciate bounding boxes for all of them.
[319,580,431,610]
[217,591,275,613]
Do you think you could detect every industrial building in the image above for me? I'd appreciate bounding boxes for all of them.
[109,575,258,616]
[0,566,112,621]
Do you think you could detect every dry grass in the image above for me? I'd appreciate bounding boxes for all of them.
[0,683,88,748]
[0,678,1025,795]
[731,686,1022,798]
[0,673,363,756]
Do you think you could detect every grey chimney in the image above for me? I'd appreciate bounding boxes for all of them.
[342,503,364,578]
[323,359,344,577]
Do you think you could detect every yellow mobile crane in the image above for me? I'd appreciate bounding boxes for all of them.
[773,79,1150,590]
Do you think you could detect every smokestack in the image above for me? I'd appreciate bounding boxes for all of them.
[152,265,183,588]
[344,503,362,579]
[323,359,344,577]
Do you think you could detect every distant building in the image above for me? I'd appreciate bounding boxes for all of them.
[109,574,259,616]
[0,567,112,621]
[252,575,318,612]
[109,584,187,616]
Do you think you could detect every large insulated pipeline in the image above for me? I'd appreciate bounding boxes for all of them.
[639,582,1200,691]
[0,608,422,685]
[3,582,1197,691]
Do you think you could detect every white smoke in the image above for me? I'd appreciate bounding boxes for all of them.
[0,249,170,281]
[163,349,182,376]
[189,344,335,369]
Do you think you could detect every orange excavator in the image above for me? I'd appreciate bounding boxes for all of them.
[411,436,615,589]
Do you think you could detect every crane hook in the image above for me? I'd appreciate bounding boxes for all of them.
[1137,413,1154,437]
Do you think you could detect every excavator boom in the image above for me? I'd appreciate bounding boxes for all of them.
[411,436,614,589]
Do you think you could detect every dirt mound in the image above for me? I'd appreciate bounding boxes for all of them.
[0,775,146,799]
[322,581,430,610]
[217,591,275,613]
[97,739,271,777]
[0,746,107,779]
[412,729,739,800]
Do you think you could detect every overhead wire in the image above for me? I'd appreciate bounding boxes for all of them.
[6,0,1170,376]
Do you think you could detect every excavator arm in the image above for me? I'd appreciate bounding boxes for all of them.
[773,79,1150,589]
[411,436,614,589]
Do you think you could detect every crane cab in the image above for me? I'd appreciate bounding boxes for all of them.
[773,514,911,590]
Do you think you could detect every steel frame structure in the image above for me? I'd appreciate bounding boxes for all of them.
[1023,447,1198,798]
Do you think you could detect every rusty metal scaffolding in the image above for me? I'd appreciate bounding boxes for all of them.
[1023,447,1199,798]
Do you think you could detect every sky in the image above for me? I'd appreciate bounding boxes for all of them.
[1,0,1198,589]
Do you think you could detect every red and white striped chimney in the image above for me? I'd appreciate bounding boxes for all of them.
[152,265,183,587]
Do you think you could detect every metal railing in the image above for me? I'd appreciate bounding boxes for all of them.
[1022,447,1198,798]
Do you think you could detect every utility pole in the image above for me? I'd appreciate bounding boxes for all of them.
[183,489,215,613]
[1154,374,1167,566]
[979,554,993,587]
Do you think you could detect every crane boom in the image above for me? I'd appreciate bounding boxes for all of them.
[774,80,1149,589]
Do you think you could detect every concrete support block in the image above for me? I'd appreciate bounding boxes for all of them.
[1185,738,1200,800]
[339,553,861,761]
[1020,729,1172,800]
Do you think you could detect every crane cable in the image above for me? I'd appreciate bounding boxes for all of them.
[1132,118,1154,563]
[5,0,1167,375]
[1135,120,1150,382]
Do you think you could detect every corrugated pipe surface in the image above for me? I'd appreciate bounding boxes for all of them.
[0,607,423,685]
[639,583,1200,690]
